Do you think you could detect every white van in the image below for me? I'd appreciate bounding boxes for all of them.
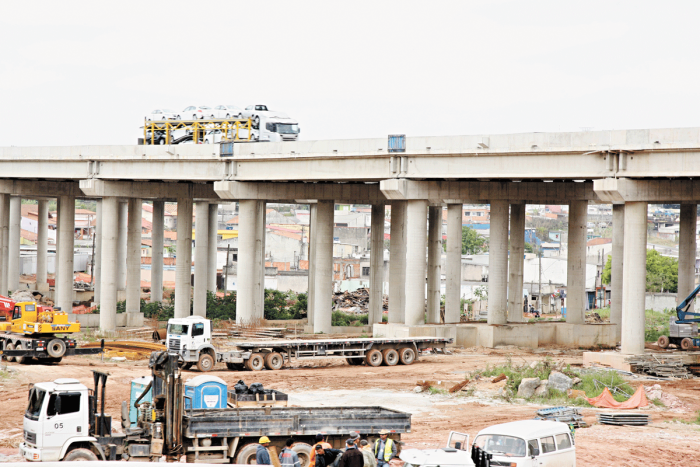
[472,420,575,467]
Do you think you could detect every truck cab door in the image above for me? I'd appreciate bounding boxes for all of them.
[192,323,206,349]
[43,392,85,453]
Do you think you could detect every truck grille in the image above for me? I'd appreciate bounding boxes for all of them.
[24,430,36,444]
[168,338,180,351]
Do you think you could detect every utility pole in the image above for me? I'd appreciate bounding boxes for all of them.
[90,231,95,286]
[538,249,542,313]
[224,244,230,297]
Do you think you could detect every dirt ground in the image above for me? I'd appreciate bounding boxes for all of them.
[1,345,700,465]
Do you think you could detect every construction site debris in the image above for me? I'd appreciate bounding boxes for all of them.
[626,353,691,378]
[332,288,388,313]
[597,413,650,426]
[449,380,470,393]
[491,373,506,383]
[81,340,166,360]
[644,384,690,412]
[517,378,540,398]
[535,407,587,428]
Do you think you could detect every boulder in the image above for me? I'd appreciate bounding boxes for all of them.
[413,386,423,393]
[534,380,549,397]
[517,378,541,399]
[529,361,539,369]
[548,371,573,392]
[571,377,582,387]
[567,389,587,399]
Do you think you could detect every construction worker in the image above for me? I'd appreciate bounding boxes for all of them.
[257,436,272,465]
[339,438,364,467]
[309,433,332,467]
[373,430,396,467]
[360,440,377,467]
[279,438,301,467]
[314,444,343,467]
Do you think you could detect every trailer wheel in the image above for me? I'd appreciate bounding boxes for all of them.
[681,337,694,350]
[264,352,284,370]
[47,339,67,358]
[291,443,313,467]
[399,347,416,365]
[245,353,265,371]
[381,348,399,366]
[64,448,99,461]
[236,443,260,464]
[16,343,32,364]
[657,335,670,349]
[365,349,383,367]
[197,353,215,372]
[226,362,244,371]
[4,343,15,362]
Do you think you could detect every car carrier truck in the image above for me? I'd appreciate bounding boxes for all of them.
[19,351,410,463]
[166,315,452,372]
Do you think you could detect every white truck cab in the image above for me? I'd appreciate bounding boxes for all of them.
[167,315,217,371]
[472,420,575,467]
[20,378,104,462]
[400,431,474,467]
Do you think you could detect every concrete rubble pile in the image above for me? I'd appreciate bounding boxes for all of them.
[10,290,54,307]
[332,288,388,313]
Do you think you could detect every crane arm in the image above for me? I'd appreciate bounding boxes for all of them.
[676,283,700,323]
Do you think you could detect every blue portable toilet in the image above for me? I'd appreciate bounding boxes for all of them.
[184,375,227,409]
[129,376,153,427]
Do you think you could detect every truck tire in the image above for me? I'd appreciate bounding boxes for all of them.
[399,347,416,365]
[657,335,670,349]
[16,343,32,364]
[47,339,67,358]
[681,337,694,350]
[197,353,215,372]
[226,362,244,371]
[291,443,313,467]
[381,348,399,366]
[264,352,284,370]
[4,343,15,362]
[64,448,99,461]
[236,443,260,464]
[245,353,265,371]
[365,349,383,367]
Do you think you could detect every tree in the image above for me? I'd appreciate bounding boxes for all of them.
[601,249,678,293]
[524,242,534,253]
[462,226,486,255]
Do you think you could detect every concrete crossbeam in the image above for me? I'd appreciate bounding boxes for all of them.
[0,180,82,197]
[214,180,386,203]
[595,177,700,203]
[80,179,215,200]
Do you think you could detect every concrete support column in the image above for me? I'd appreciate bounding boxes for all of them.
[0,195,9,295]
[611,204,624,337]
[237,200,263,323]
[36,200,49,293]
[7,196,21,292]
[151,201,164,303]
[488,200,509,325]
[57,195,75,313]
[368,204,385,324]
[508,204,526,322]
[174,197,193,318]
[445,204,462,323]
[307,204,317,324]
[388,201,407,323]
[193,201,210,317]
[566,200,588,324]
[100,197,118,331]
[254,202,266,317]
[126,198,142,316]
[405,200,428,326]
[427,206,442,323]
[208,203,218,293]
[621,201,648,355]
[117,201,128,292]
[312,201,334,334]
[678,203,697,312]
[92,199,102,304]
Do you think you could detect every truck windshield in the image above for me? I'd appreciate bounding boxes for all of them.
[168,324,189,335]
[275,124,299,134]
[26,388,46,421]
[474,434,526,457]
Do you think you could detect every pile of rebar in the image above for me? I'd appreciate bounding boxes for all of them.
[626,354,690,378]
[535,407,587,428]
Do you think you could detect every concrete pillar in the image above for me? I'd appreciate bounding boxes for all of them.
[307,204,317,324]
[405,200,428,326]
[368,204,385,324]
[174,197,193,318]
[388,201,407,323]
[117,201,128,291]
[151,201,164,302]
[611,204,624,337]
[237,200,262,323]
[36,200,49,293]
[0,194,9,295]
[254,201,266,317]
[208,203,218,293]
[678,203,697,312]
[621,201,648,355]
[566,200,588,324]
[445,204,462,323]
[100,197,118,331]
[92,199,102,304]
[487,200,509,325]
[7,196,21,291]
[193,201,210,317]
[126,198,142,316]
[427,206,442,323]
[312,201,334,333]
[57,195,75,313]
[508,204,526,322]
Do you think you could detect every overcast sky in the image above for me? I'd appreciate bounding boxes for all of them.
[2,1,699,146]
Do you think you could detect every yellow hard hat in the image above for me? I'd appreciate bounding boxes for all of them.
[259,436,271,444]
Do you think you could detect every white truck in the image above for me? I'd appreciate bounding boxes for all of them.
[165,315,452,372]
[399,432,475,467]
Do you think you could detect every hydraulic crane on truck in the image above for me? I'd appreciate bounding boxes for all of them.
[657,283,700,350]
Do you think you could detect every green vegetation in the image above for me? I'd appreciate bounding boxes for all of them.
[644,308,675,342]
[602,249,678,293]
[462,226,488,254]
[427,386,448,395]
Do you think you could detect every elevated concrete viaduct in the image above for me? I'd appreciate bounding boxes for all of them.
[1,127,699,352]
